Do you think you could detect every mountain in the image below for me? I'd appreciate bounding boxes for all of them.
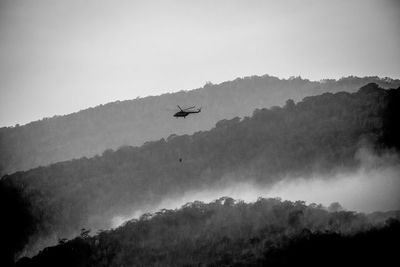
[2,83,399,264]
[1,75,399,176]
[15,197,400,267]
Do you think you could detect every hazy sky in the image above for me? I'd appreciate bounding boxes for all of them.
[0,0,399,127]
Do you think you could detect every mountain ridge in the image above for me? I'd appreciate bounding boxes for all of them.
[1,74,399,176]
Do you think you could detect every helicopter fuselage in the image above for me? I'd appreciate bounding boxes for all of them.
[173,109,201,118]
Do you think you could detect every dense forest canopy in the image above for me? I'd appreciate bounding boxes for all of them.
[1,75,399,176]
[1,83,399,264]
[16,197,400,267]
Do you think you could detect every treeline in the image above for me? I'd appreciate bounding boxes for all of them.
[1,75,399,176]
[1,83,399,263]
[16,197,400,267]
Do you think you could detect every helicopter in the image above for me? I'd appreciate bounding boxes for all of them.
[173,105,201,118]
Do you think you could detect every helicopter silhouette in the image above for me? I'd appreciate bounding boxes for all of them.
[173,105,201,118]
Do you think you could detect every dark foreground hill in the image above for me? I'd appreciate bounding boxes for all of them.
[1,83,400,264]
[15,198,400,267]
[1,75,399,176]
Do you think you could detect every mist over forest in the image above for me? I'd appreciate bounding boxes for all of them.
[1,81,400,265]
[1,75,399,177]
[15,198,400,267]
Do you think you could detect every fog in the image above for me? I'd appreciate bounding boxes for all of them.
[12,146,400,264]
[111,148,400,227]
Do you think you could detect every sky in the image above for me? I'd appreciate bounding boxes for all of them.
[0,0,399,127]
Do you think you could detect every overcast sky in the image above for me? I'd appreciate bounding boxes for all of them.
[0,0,399,127]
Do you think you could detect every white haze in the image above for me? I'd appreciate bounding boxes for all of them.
[111,148,400,227]
[18,148,400,260]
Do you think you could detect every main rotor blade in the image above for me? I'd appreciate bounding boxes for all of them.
[183,106,195,111]
[177,105,183,111]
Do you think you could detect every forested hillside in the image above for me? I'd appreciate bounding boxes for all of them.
[1,83,399,264]
[16,198,400,267]
[1,75,399,176]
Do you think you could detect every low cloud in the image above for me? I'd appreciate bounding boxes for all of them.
[112,148,400,228]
